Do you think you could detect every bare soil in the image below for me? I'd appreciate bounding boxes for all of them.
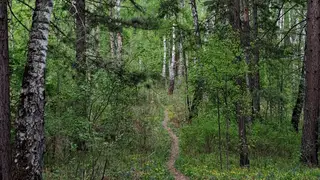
[162,110,189,180]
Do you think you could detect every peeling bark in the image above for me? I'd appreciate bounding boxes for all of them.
[13,0,53,179]
[115,0,123,65]
[168,25,176,95]
[162,36,167,79]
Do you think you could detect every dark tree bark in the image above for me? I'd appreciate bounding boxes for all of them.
[0,0,11,179]
[236,93,250,167]
[13,0,53,179]
[301,0,320,167]
[190,0,201,49]
[188,0,203,122]
[74,0,88,118]
[229,0,240,31]
[291,57,305,132]
[230,0,249,168]
[75,0,86,73]
[251,0,260,119]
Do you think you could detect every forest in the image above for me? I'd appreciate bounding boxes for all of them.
[1,0,320,179]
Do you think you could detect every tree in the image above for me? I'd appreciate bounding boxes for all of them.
[188,0,203,121]
[301,0,320,166]
[168,25,176,95]
[291,55,305,132]
[162,35,167,79]
[251,0,260,119]
[13,0,54,179]
[75,0,86,73]
[231,0,250,167]
[109,0,123,67]
[0,0,11,178]
[115,0,123,64]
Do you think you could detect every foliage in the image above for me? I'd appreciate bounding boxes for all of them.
[6,0,316,179]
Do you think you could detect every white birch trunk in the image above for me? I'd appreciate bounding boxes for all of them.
[109,2,115,58]
[168,25,176,94]
[178,31,184,77]
[115,0,122,65]
[162,36,167,78]
[13,0,53,179]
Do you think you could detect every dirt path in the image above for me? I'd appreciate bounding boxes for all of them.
[162,109,189,180]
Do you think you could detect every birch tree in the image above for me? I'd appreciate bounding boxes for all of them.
[115,0,123,65]
[13,0,53,179]
[168,25,176,95]
[109,0,123,68]
[162,36,167,79]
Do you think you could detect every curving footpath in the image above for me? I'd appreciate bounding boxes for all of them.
[162,110,189,180]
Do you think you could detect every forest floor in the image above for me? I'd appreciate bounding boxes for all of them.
[162,109,189,180]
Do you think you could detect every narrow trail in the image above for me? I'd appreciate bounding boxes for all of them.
[162,109,189,180]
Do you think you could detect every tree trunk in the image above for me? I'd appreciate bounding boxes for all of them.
[190,0,201,49]
[301,0,320,166]
[13,0,53,179]
[0,0,11,178]
[251,0,260,119]
[178,31,184,78]
[115,0,123,66]
[291,56,305,132]
[75,0,86,73]
[232,0,250,168]
[237,97,249,167]
[168,25,176,95]
[241,0,252,123]
[162,36,167,79]
[188,0,203,121]
[109,2,116,58]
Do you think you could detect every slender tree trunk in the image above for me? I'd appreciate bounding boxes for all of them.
[301,0,320,166]
[73,0,88,119]
[13,0,53,179]
[109,1,116,58]
[241,0,252,123]
[232,0,249,168]
[291,55,305,132]
[168,25,176,95]
[162,36,167,79]
[0,0,11,178]
[178,31,184,77]
[190,0,201,49]
[216,91,222,170]
[184,52,191,116]
[75,0,86,73]
[237,96,249,167]
[223,78,230,170]
[251,0,260,119]
[188,0,203,122]
[115,0,123,66]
